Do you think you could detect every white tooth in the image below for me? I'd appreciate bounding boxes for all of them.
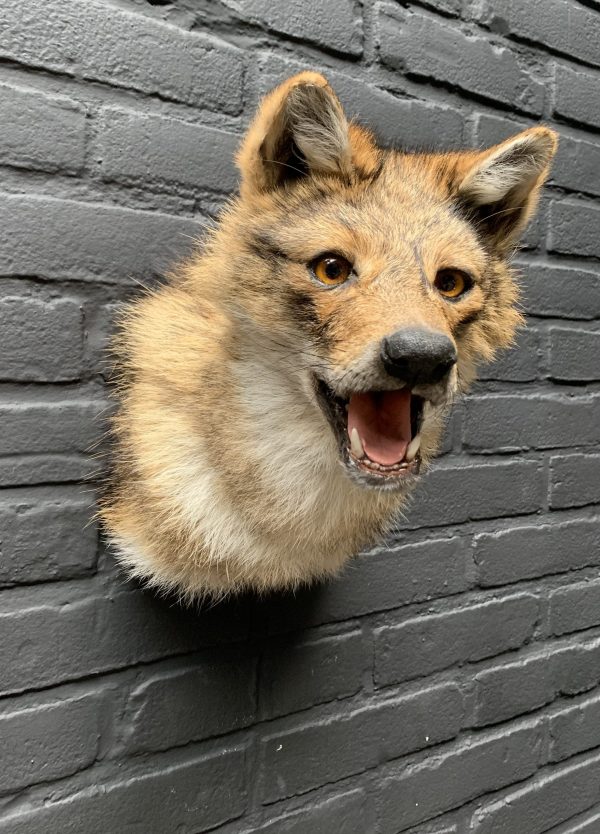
[406,433,421,462]
[350,427,365,459]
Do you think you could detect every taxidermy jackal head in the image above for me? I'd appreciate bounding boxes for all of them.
[100,72,557,598]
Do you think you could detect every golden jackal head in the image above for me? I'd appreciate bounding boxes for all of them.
[102,72,557,596]
[231,72,556,489]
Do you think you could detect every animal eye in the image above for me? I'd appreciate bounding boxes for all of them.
[434,269,471,300]
[311,254,353,286]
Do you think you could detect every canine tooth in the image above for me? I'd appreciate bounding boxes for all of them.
[350,428,365,459]
[406,434,421,462]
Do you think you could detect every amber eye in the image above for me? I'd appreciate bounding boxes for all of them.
[311,254,353,286]
[434,269,471,300]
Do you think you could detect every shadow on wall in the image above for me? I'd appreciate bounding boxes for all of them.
[95,547,346,744]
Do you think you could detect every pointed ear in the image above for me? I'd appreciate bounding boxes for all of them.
[456,127,558,253]
[237,72,358,196]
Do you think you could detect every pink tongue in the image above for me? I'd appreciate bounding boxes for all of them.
[347,389,412,465]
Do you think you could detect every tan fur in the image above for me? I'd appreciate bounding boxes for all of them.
[99,73,557,599]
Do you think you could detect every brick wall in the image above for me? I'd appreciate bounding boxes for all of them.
[0,0,599,831]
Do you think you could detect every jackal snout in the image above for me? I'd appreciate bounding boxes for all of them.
[380,328,457,389]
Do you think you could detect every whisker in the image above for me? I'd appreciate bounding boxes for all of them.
[474,204,527,226]
[262,157,308,179]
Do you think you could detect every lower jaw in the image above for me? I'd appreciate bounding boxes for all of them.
[341,451,422,490]
[313,377,426,491]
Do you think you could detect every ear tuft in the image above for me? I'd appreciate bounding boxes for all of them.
[456,127,558,252]
[236,72,352,196]
[284,83,351,176]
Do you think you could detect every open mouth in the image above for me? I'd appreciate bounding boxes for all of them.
[315,379,425,488]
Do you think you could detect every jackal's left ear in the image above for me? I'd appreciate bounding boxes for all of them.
[456,126,558,253]
[237,72,377,196]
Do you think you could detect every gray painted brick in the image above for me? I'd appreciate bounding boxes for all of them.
[476,0,600,67]
[549,327,600,381]
[473,651,557,727]
[0,487,97,586]
[0,193,200,282]
[260,631,366,718]
[0,296,83,381]
[555,65,600,129]
[475,112,529,148]
[378,722,542,832]
[550,453,600,509]
[552,639,600,699]
[423,0,462,13]
[0,747,247,834]
[97,108,239,192]
[81,299,120,381]
[0,453,91,488]
[552,134,600,197]
[0,82,85,174]
[550,692,600,763]
[478,328,540,382]
[228,0,362,55]
[463,393,600,452]
[332,79,465,150]
[0,691,106,794]
[403,823,458,834]
[374,594,538,687]
[0,588,249,696]
[260,683,464,803]
[550,199,600,258]
[549,579,600,636]
[0,0,244,112]
[555,636,600,697]
[397,459,544,529]
[470,751,600,834]
[519,262,600,320]
[121,652,257,754]
[547,808,600,833]
[520,195,547,250]
[377,5,544,113]
[0,395,104,456]
[278,537,471,627]
[243,790,371,834]
[474,517,600,586]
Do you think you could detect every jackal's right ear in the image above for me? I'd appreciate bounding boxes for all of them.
[455,126,558,253]
[237,72,371,196]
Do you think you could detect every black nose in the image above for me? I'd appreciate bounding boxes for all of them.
[381,327,457,387]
